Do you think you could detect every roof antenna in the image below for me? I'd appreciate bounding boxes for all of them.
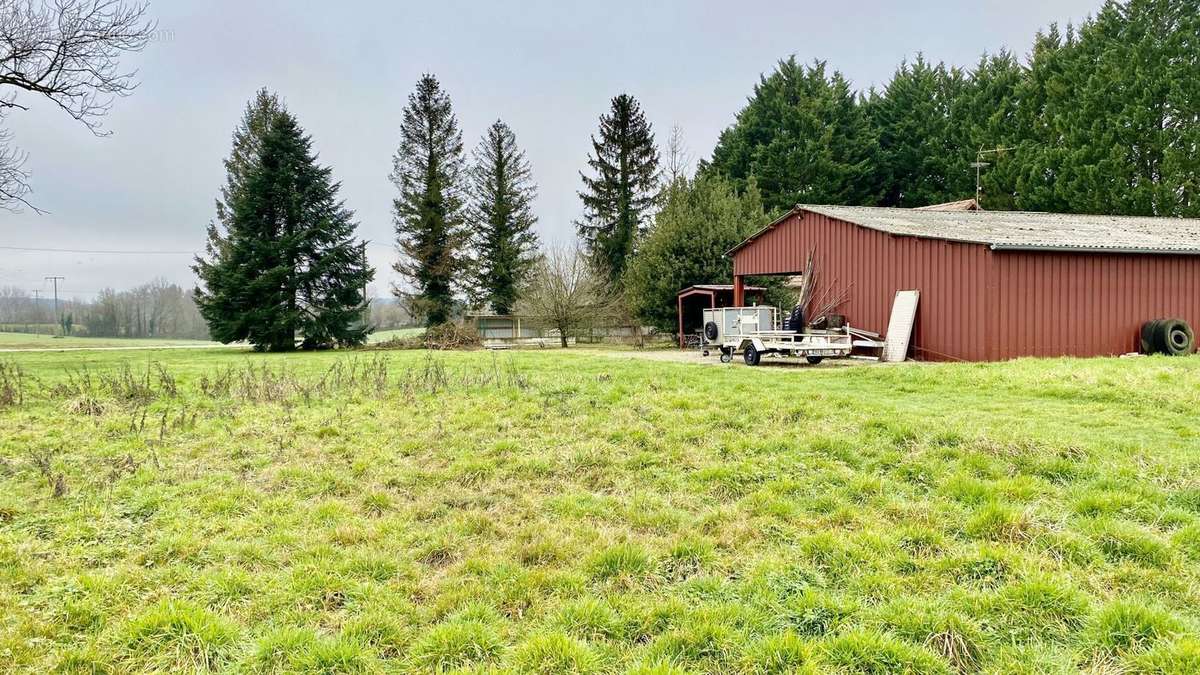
[972,146,1017,205]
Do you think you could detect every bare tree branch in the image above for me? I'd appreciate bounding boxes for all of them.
[518,245,618,347]
[0,0,155,212]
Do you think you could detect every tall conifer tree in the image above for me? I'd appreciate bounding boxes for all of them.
[469,120,540,315]
[867,56,974,207]
[577,94,660,284]
[705,58,877,212]
[195,98,373,350]
[391,74,468,326]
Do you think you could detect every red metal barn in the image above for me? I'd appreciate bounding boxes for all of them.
[729,205,1200,361]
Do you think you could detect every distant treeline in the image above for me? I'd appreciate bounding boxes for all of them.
[0,281,209,339]
[704,0,1199,217]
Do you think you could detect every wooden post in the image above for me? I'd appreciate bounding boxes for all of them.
[733,275,745,306]
[677,294,685,348]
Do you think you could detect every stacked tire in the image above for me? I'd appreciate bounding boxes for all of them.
[1141,318,1196,356]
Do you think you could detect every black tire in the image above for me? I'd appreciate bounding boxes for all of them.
[806,355,824,365]
[719,350,733,364]
[1141,319,1163,354]
[1159,318,1196,356]
[788,306,805,333]
[743,344,761,366]
[1142,318,1196,355]
[703,321,719,341]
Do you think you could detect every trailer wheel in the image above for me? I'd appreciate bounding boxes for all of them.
[703,321,719,341]
[806,355,824,365]
[719,349,733,363]
[743,344,761,366]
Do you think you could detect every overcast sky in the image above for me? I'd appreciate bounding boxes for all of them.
[1,0,1100,300]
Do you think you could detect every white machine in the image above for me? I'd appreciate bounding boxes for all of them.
[701,306,853,366]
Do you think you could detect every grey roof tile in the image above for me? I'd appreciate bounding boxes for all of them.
[796,205,1200,254]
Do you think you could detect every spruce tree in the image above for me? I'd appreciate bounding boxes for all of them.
[577,94,660,284]
[953,51,1025,210]
[867,56,974,207]
[194,101,373,351]
[705,58,877,213]
[469,120,540,315]
[392,74,468,326]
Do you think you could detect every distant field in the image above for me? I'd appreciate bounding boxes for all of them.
[2,348,1200,673]
[0,332,220,351]
[369,327,426,343]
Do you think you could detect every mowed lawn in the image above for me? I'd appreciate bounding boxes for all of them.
[2,348,1200,674]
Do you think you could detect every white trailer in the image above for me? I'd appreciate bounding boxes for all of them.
[701,306,853,366]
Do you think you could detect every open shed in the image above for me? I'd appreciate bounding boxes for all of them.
[728,205,1200,361]
[677,284,764,348]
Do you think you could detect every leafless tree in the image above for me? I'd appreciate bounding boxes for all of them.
[518,245,617,348]
[664,124,693,183]
[0,0,155,211]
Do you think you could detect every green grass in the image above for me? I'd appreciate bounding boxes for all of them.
[0,331,219,350]
[2,347,1200,672]
[368,328,426,344]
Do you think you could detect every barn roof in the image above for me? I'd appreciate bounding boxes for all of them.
[729,205,1200,256]
[677,284,765,295]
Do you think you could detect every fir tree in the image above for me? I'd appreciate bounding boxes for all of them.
[201,89,286,284]
[867,55,974,207]
[953,51,1025,210]
[705,58,877,213]
[194,100,373,351]
[469,120,540,315]
[577,94,660,284]
[391,74,468,326]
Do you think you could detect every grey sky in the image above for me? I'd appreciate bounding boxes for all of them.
[1,0,1099,300]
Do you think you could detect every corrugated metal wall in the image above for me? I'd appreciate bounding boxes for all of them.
[732,211,1200,361]
[994,251,1200,358]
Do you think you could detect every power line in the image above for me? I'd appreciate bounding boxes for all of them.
[0,245,196,255]
[1,241,395,254]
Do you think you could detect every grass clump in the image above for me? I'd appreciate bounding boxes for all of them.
[642,621,740,671]
[120,600,238,672]
[742,632,815,674]
[963,502,1035,543]
[819,630,950,674]
[510,632,602,674]
[588,542,654,582]
[1085,519,1172,566]
[1084,600,1183,658]
[985,577,1090,642]
[1129,637,1200,674]
[409,619,504,671]
[780,589,856,637]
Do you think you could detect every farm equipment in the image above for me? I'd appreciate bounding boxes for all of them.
[700,306,853,366]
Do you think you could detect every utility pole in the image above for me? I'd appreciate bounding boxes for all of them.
[45,276,64,336]
[31,289,41,336]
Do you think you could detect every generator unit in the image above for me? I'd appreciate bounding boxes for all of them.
[701,306,777,345]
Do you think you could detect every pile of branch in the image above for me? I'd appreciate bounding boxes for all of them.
[793,250,851,326]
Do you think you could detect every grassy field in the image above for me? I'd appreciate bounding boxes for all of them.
[368,328,427,344]
[0,332,219,351]
[2,348,1200,673]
